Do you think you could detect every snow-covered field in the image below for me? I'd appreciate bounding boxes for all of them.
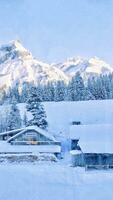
[0,163,113,200]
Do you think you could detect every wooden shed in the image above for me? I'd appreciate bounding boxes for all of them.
[70,124,113,169]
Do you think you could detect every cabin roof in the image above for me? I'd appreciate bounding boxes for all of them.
[0,128,24,136]
[0,126,56,143]
[70,124,113,153]
[79,141,113,154]
[7,126,56,142]
[70,150,81,155]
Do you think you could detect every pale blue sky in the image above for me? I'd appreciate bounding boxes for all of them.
[0,0,113,64]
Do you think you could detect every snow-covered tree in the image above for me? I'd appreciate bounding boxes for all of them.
[54,81,66,101]
[67,73,85,101]
[87,76,108,100]
[20,82,30,102]
[0,116,7,132]
[43,82,55,101]
[26,86,48,129]
[7,102,22,131]
[0,89,6,105]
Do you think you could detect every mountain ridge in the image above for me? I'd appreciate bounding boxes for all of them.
[55,56,113,80]
[0,40,68,89]
[0,40,113,90]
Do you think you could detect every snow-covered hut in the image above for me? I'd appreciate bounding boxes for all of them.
[70,124,113,168]
[0,126,61,155]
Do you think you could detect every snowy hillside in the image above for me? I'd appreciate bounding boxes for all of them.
[1,100,113,138]
[0,40,68,89]
[56,56,113,80]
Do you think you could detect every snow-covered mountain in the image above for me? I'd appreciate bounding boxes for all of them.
[0,40,68,89]
[56,56,113,80]
[0,40,113,91]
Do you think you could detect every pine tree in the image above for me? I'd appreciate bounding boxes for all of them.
[54,81,66,101]
[43,82,55,101]
[26,86,48,129]
[7,102,22,131]
[68,73,85,101]
[66,80,74,101]
[84,87,95,100]
[0,89,6,104]
[88,76,108,100]
[20,82,30,103]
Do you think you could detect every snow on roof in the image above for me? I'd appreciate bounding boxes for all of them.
[70,150,82,155]
[70,124,113,139]
[79,142,113,154]
[7,126,57,142]
[70,124,113,153]
[0,128,24,136]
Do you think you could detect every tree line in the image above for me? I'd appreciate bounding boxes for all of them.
[1,72,113,103]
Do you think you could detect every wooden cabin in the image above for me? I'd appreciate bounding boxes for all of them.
[70,124,113,169]
[0,126,61,155]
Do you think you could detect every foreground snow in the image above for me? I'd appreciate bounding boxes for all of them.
[0,163,113,200]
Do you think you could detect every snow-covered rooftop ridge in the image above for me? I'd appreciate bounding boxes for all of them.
[70,150,81,155]
[70,124,113,139]
[0,128,24,136]
[70,124,113,153]
[79,141,113,154]
[7,125,57,143]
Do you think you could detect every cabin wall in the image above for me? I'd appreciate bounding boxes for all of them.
[10,141,60,145]
[71,153,113,167]
[9,130,61,146]
[13,130,52,143]
[85,153,113,166]
[71,153,84,167]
